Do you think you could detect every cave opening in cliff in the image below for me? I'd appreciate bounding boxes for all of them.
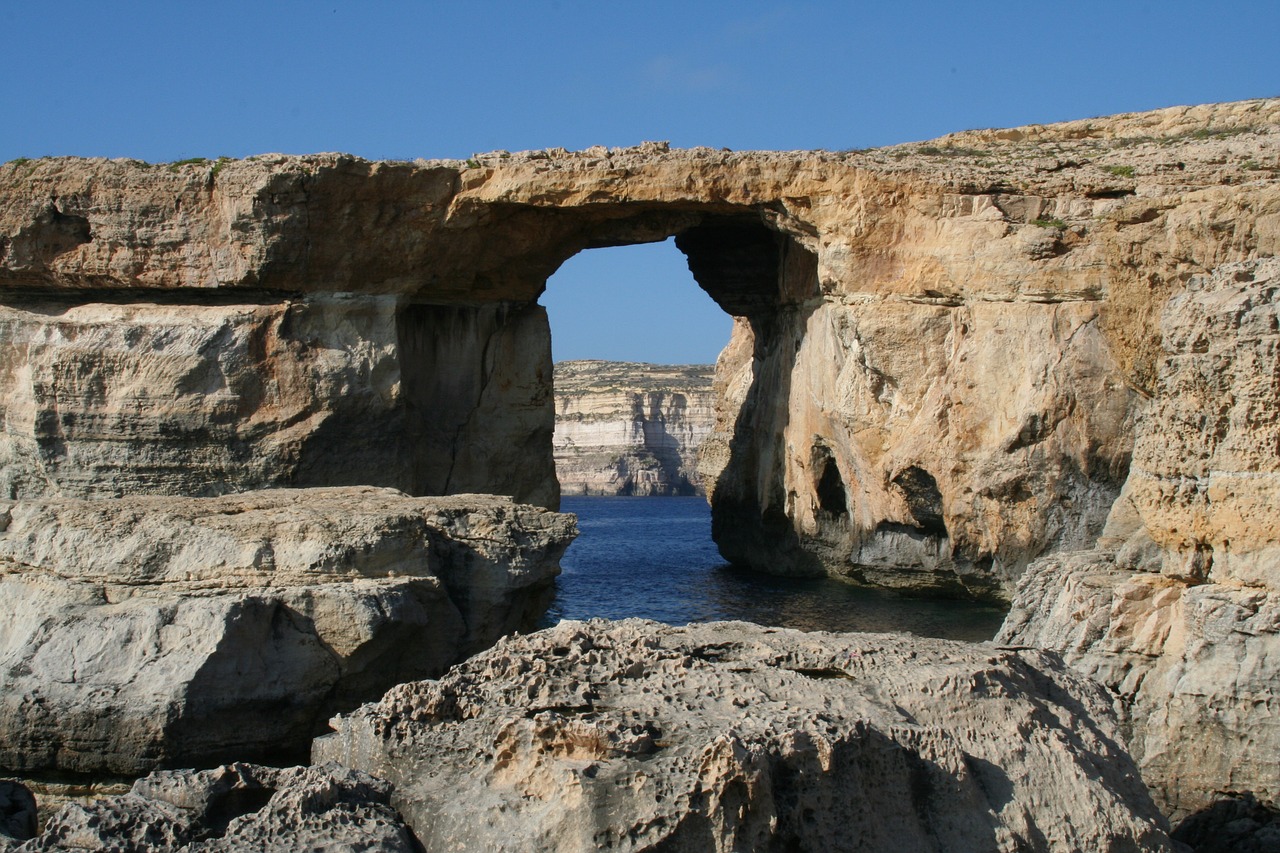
[814,447,848,520]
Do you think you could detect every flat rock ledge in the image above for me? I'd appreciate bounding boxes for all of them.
[0,763,418,852]
[0,487,576,775]
[315,619,1176,852]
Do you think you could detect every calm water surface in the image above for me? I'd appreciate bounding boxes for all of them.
[544,496,1007,642]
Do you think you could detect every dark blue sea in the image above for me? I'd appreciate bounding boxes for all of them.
[543,496,1007,642]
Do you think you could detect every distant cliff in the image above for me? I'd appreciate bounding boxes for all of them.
[553,361,715,496]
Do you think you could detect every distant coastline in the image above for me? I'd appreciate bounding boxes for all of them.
[553,360,715,496]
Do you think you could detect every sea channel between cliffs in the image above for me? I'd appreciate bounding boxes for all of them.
[2,98,1279,850]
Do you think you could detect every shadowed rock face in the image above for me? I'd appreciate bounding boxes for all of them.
[1,100,1278,600]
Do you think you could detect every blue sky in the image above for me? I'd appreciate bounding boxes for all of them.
[3,1,1276,363]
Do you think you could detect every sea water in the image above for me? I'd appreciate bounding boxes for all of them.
[543,496,1007,642]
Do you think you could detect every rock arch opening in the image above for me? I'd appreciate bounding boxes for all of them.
[530,214,823,624]
[540,239,729,365]
[390,206,819,511]
[541,239,727,498]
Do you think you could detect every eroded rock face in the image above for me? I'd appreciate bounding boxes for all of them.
[0,296,556,508]
[314,619,1176,853]
[1,99,1277,597]
[997,259,1280,817]
[703,296,1135,600]
[553,361,715,496]
[3,763,418,852]
[0,487,576,774]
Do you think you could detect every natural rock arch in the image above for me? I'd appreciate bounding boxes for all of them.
[1,99,1277,602]
[391,208,819,510]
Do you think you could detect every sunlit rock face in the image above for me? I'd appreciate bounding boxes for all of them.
[553,361,715,496]
[997,258,1280,819]
[1,99,1277,598]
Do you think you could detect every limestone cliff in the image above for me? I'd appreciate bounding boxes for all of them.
[997,258,1280,819]
[553,360,714,496]
[0,98,1276,599]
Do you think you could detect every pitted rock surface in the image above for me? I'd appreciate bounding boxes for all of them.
[315,619,1175,852]
[6,763,417,852]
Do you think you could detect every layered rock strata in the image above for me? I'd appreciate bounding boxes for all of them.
[0,296,555,508]
[997,258,1280,818]
[0,487,575,775]
[553,360,715,496]
[315,618,1176,852]
[0,763,418,852]
[1,98,1275,599]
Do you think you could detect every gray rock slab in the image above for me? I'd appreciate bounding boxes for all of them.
[0,487,576,774]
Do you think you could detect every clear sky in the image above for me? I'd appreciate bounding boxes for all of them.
[3,1,1276,363]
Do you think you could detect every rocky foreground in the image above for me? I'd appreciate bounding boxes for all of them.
[314,619,1177,852]
[4,620,1178,852]
[0,488,575,774]
[1,99,1279,848]
[553,360,715,496]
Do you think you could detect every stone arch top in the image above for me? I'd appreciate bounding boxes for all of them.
[0,146,841,308]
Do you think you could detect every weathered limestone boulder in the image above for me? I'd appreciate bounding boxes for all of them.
[0,99,1276,597]
[1,763,418,852]
[553,360,715,496]
[0,487,575,774]
[998,258,1280,817]
[315,619,1176,852]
